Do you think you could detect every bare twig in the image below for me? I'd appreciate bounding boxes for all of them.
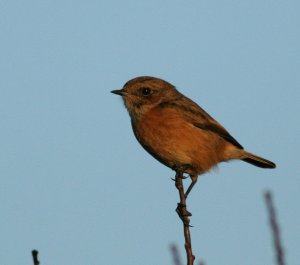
[174,170,195,265]
[31,250,40,265]
[170,244,183,265]
[264,191,286,265]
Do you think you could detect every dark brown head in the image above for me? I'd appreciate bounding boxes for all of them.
[111,76,181,120]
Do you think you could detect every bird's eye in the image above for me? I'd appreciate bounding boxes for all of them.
[141,87,152,96]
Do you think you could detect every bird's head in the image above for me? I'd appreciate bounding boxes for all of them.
[111,76,180,120]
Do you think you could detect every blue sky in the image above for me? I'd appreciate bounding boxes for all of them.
[1,1,299,265]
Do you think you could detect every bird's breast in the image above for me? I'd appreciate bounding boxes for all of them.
[131,107,226,175]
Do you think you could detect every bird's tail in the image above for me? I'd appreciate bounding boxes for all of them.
[241,151,276,168]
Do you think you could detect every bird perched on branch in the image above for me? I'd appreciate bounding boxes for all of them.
[111,76,276,197]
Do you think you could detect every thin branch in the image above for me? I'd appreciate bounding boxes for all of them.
[264,191,286,265]
[170,244,183,265]
[31,250,40,265]
[174,170,195,265]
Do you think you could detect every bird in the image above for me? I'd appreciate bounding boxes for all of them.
[111,76,276,197]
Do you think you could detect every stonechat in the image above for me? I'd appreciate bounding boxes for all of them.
[111,76,276,197]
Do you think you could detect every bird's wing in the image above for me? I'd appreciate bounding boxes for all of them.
[160,95,243,149]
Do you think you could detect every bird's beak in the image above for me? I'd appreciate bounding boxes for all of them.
[111,89,126,96]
